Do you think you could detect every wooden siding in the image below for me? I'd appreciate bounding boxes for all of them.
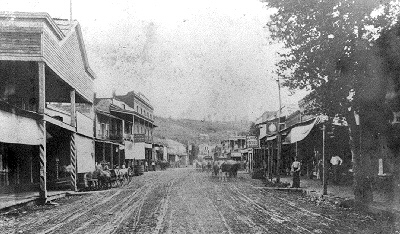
[42,28,93,102]
[76,135,95,173]
[0,32,41,57]
[76,111,93,137]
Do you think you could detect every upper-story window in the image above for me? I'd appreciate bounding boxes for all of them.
[100,123,105,137]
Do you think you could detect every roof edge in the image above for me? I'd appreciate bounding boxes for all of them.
[0,11,65,39]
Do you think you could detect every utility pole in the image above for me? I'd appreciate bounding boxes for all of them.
[276,76,282,183]
[70,0,73,26]
[322,124,328,195]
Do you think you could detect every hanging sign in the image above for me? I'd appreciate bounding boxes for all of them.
[134,134,145,143]
[246,135,259,148]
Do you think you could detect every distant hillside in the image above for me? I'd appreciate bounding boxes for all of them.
[153,116,251,145]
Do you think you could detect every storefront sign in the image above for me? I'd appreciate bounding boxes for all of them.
[246,135,259,148]
[134,134,145,143]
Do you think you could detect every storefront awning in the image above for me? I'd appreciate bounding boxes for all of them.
[266,135,276,141]
[284,118,319,144]
[230,152,242,157]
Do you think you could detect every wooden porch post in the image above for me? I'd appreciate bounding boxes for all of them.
[70,89,76,127]
[102,142,105,162]
[110,143,113,169]
[118,145,121,167]
[70,133,77,191]
[69,90,77,191]
[269,142,273,181]
[38,61,47,203]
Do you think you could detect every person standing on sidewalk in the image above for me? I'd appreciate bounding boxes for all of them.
[317,159,323,181]
[330,155,343,184]
[152,160,156,171]
[291,157,301,188]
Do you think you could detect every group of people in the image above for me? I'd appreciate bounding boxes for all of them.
[289,155,344,188]
[144,160,156,172]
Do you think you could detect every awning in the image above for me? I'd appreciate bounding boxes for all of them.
[266,135,277,141]
[230,152,242,157]
[284,118,319,144]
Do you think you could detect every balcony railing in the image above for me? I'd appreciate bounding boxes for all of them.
[145,135,153,143]
[109,130,123,141]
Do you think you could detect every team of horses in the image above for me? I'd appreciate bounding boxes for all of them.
[195,160,240,181]
[83,165,134,190]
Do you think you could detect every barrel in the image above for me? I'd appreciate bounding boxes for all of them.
[134,165,144,176]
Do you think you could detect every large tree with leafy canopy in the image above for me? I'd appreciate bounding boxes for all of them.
[265,0,400,204]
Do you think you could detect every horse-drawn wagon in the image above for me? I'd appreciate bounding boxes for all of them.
[78,164,134,191]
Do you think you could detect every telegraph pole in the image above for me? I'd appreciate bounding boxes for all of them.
[322,124,328,195]
[276,76,282,183]
[70,0,73,25]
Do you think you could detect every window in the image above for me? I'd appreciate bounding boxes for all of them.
[101,123,105,138]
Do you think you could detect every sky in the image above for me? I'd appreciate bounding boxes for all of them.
[3,0,308,121]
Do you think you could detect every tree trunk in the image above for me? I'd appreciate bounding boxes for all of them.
[347,109,373,205]
[391,156,400,207]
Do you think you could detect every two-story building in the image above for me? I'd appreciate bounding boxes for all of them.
[221,136,247,160]
[116,91,156,166]
[0,12,96,202]
[93,108,124,169]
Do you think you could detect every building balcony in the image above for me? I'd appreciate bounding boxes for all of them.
[145,136,153,143]
[109,130,123,141]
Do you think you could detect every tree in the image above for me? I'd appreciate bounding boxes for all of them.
[249,122,260,136]
[265,0,400,204]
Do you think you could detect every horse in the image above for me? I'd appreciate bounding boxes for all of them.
[195,161,203,171]
[206,161,212,172]
[115,167,129,185]
[219,160,240,181]
[84,171,98,190]
[212,161,223,177]
[93,165,112,189]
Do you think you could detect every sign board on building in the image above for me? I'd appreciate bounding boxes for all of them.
[246,135,259,148]
[133,142,145,160]
[134,134,145,143]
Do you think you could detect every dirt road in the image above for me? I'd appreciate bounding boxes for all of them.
[0,168,397,233]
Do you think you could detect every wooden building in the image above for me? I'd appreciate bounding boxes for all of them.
[116,92,157,165]
[93,108,124,169]
[0,12,95,202]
